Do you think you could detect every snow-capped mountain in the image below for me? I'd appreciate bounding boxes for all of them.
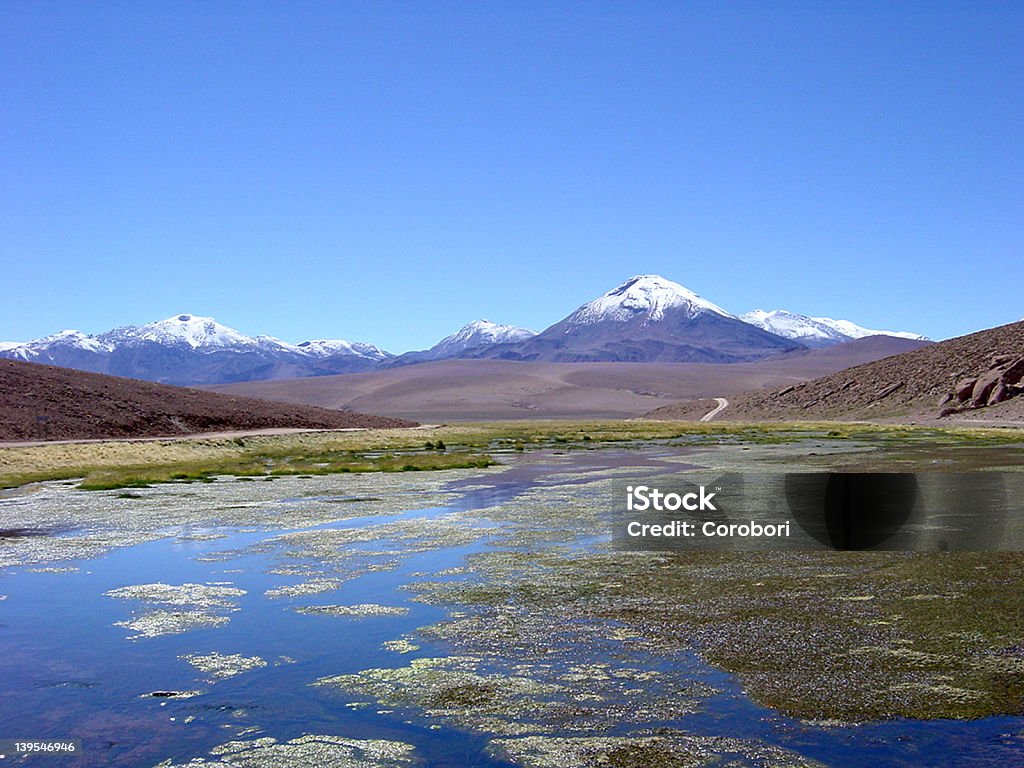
[383,319,537,367]
[740,309,927,348]
[0,314,392,385]
[0,342,20,352]
[99,314,288,351]
[429,320,536,358]
[4,329,113,358]
[567,275,732,325]
[295,339,391,360]
[475,275,800,364]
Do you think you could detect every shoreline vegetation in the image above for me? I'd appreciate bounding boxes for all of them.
[2,420,1023,491]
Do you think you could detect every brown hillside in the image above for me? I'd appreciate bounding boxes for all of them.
[0,359,415,441]
[723,321,1024,422]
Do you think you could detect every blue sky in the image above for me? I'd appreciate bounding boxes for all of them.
[1,2,1020,351]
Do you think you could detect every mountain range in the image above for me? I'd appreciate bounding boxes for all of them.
[1,275,925,386]
[0,314,392,386]
[739,309,925,348]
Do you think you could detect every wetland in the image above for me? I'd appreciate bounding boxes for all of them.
[0,423,1022,766]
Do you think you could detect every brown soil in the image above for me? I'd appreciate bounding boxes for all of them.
[0,359,416,441]
[692,321,1024,423]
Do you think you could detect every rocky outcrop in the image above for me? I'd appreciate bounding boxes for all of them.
[939,356,1024,416]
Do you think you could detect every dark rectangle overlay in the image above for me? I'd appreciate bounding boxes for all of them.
[611,472,1024,551]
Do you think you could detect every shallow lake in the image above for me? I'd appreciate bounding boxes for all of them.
[0,445,1021,766]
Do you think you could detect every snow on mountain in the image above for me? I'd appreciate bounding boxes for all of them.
[739,310,851,347]
[99,314,290,352]
[429,320,536,358]
[75,314,389,359]
[382,320,536,366]
[740,309,926,348]
[3,314,391,361]
[0,314,392,384]
[567,275,732,326]
[1,293,929,383]
[815,317,927,341]
[296,339,392,360]
[4,329,114,359]
[478,275,799,364]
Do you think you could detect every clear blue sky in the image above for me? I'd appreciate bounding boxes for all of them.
[1,2,1020,350]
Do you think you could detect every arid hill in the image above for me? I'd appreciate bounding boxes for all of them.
[682,321,1024,422]
[0,359,415,442]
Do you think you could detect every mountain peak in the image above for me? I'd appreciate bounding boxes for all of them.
[429,319,537,357]
[102,314,260,350]
[461,319,501,331]
[453,319,535,336]
[479,274,796,363]
[569,274,733,325]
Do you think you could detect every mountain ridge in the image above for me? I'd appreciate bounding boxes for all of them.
[740,309,927,348]
[1,314,391,386]
[1,275,928,384]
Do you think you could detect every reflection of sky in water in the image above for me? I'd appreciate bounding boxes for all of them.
[0,450,1019,766]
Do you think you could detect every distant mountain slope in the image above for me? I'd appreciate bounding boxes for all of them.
[212,336,926,422]
[723,321,1024,421]
[475,275,801,363]
[0,359,414,441]
[740,309,927,348]
[0,314,391,386]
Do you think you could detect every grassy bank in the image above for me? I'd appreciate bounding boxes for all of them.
[2,420,1023,491]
